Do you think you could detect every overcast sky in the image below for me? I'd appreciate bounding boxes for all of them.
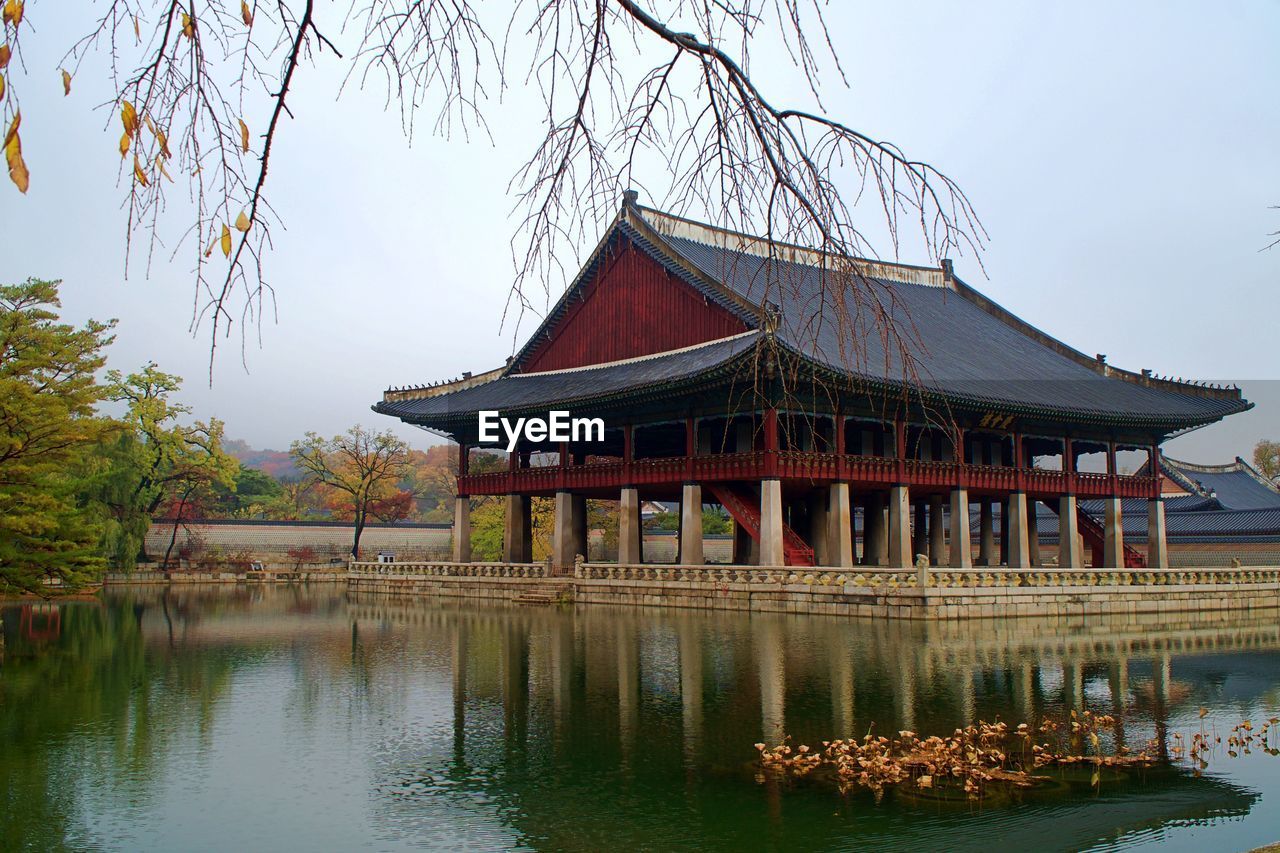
[2,1,1276,461]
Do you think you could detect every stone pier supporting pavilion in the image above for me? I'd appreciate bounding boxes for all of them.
[452,496,471,563]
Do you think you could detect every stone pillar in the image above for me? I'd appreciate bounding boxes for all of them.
[552,490,576,571]
[1027,500,1041,566]
[452,496,471,562]
[912,501,928,561]
[680,484,704,565]
[619,487,642,564]
[1147,498,1169,569]
[759,479,785,566]
[827,483,855,568]
[1103,495,1124,568]
[929,495,945,566]
[978,500,995,566]
[1059,494,1084,568]
[949,488,972,568]
[862,494,884,565]
[572,494,589,562]
[807,490,829,565]
[888,485,912,568]
[503,494,532,563]
[1006,492,1031,568]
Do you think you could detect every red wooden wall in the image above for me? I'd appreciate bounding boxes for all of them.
[519,240,748,373]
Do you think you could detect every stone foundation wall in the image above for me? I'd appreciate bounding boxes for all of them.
[347,562,1280,621]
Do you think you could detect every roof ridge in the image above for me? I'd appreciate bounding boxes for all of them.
[630,204,948,287]
[512,330,759,377]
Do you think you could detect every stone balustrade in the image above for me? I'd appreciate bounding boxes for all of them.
[573,559,1280,590]
[350,560,550,579]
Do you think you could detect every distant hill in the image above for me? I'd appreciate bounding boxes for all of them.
[224,438,301,480]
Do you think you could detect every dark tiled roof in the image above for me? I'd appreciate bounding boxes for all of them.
[1158,457,1280,511]
[656,230,1247,425]
[376,333,759,421]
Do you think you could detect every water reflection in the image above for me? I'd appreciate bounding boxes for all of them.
[2,586,1279,851]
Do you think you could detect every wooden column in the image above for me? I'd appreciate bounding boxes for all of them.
[764,408,779,478]
[458,442,469,477]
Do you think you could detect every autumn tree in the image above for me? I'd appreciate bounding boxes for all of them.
[1255,439,1280,483]
[87,363,238,567]
[2,1,979,381]
[0,278,115,592]
[290,426,412,558]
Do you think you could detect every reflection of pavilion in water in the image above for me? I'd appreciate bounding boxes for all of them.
[347,598,1274,847]
[349,600,1280,742]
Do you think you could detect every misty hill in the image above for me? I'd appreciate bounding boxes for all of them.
[224,438,301,480]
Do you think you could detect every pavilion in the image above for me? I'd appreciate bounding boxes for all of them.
[374,194,1251,574]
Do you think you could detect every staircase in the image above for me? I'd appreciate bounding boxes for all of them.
[705,484,814,566]
[513,582,573,606]
[1046,502,1146,568]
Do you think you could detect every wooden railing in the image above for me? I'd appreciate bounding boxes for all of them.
[459,450,1158,499]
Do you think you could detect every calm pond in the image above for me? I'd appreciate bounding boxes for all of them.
[2,585,1279,851]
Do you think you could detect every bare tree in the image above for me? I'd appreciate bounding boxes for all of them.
[2,1,983,381]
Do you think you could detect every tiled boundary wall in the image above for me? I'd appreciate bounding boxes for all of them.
[347,562,1280,621]
[142,520,452,565]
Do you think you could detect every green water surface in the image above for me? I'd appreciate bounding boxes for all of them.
[2,585,1279,851]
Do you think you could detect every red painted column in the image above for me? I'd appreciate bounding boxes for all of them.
[764,408,779,478]
[1063,437,1075,494]
[1013,431,1025,491]
[1150,443,1161,499]
[685,416,696,480]
[623,423,634,484]
[894,418,907,483]
[955,426,967,487]
[557,440,569,491]
[458,442,469,477]
[1106,440,1118,497]
[834,411,846,481]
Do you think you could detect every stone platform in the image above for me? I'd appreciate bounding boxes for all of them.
[347,560,1280,621]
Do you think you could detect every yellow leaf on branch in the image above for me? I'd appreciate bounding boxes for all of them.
[121,101,138,136]
[181,12,194,39]
[119,131,130,158]
[133,14,140,40]
[5,122,28,193]
[132,154,149,187]
[241,0,253,26]
[61,69,72,96]
[4,109,19,148]
[238,118,250,152]
[156,155,173,182]
[156,128,171,160]
[220,224,232,257]
[0,44,11,70]
[235,210,250,232]
[2,0,22,28]
[0,74,6,102]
